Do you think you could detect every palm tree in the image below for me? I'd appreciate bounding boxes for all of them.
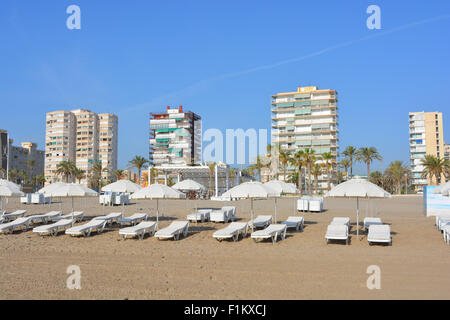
[342,146,358,179]
[207,162,216,197]
[286,171,299,185]
[9,169,19,184]
[149,167,159,184]
[229,167,238,187]
[35,174,46,189]
[385,161,410,194]
[370,171,385,189]
[27,159,36,178]
[322,152,334,191]
[278,150,291,182]
[356,147,382,178]
[249,155,265,182]
[89,162,107,190]
[303,148,316,196]
[339,158,351,180]
[55,161,76,182]
[128,156,149,184]
[290,150,305,194]
[73,168,86,184]
[421,155,447,185]
[311,163,322,194]
[113,169,125,181]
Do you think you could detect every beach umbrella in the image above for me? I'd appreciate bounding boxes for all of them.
[222,182,280,231]
[325,179,391,238]
[40,183,98,225]
[264,180,299,195]
[0,179,24,212]
[101,180,143,213]
[130,183,186,226]
[172,179,206,192]
[101,180,142,193]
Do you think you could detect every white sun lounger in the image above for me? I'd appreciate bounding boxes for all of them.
[33,219,74,237]
[251,224,287,243]
[119,221,157,240]
[28,211,62,225]
[155,221,189,241]
[368,224,392,245]
[222,206,236,221]
[53,211,84,222]
[210,208,232,223]
[442,224,450,244]
[2,210,27,223]
[118,213,148,226]
[0,217,31,234]
[213,222,248,242]
[364,217,383,231]
[187,209,211,223]
[437,216,450,232]
[249,215,273,229]
[325,224,349,245]
[281,216,305,231]
[65,218,108,237]
[93,212,123,226]
[331,217,350,229]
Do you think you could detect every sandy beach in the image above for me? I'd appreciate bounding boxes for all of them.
[0,195,449,300]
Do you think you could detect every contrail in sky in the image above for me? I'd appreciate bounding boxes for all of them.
[122,13,450,113]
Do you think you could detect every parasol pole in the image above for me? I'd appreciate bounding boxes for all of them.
[356,197,359,239]
[274,197,278,224]
[251,197,254,233]
[156,198,159,227]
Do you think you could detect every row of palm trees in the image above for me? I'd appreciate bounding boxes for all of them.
[421,154,450,185]
[0,159,46,190]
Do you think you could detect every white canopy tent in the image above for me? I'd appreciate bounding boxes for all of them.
[130,183,186,226]
[172,179,206,192]
[264,180,299,195]
[222,182,280,231]
[326,179,391,238]
[0,179,24,212]
[39,183,98,225]
[101,180,142,194]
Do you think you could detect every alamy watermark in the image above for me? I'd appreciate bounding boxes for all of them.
[366,265,381,290]
[66,265,81,290]
[66,5,81,30]
[366,5,381,30]
[203,128,268,165]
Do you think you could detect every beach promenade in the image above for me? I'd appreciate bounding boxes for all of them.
[1,196,449,300]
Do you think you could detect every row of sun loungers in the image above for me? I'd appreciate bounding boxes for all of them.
[187,206,236,223]
[435,215,450,245]
[0,210,27,223]
[1,209,393,246]
[325,217,391,245]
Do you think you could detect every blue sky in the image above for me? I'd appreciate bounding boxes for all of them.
[0,0,449,174]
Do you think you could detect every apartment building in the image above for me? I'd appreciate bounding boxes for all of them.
[409,111,445,190]
[149,106,202,167]
[99,113,118,182]
[444,143,450,161]
[44,111,77,183]
[271,85,339,192]
[0,129,44,179]
[45,109,118,185]
[72,109,99,178]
